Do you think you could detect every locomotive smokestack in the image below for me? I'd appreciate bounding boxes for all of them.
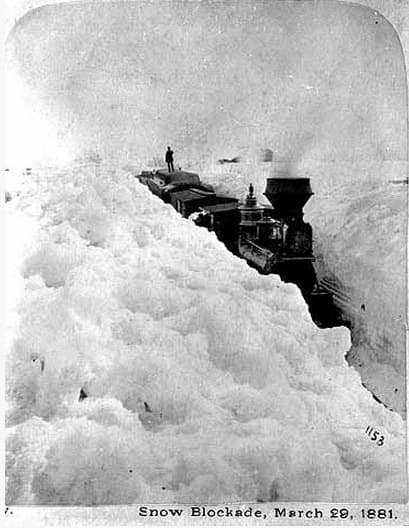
[263,177,313,220]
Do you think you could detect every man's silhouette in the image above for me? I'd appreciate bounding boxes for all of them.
[165,146,174,172]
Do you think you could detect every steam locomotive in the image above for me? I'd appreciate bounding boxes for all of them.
[136,168,343,328]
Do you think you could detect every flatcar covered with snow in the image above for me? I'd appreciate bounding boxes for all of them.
[137,169,212,203]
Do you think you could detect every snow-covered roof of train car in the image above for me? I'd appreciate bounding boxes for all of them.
[155,169,200,185]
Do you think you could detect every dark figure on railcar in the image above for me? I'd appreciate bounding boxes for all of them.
[165,146,174,172]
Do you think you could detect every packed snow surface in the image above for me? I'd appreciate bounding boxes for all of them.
[5,164,406,505]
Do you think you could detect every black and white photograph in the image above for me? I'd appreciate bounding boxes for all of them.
[3,0,409,525]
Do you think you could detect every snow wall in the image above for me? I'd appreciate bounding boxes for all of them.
[5,165,406,505]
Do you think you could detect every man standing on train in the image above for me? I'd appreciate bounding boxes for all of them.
[165,146,175,172]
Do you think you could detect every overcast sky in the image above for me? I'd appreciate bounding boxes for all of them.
[5,0,408,169]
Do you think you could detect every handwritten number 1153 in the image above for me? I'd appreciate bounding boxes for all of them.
[365,425,384,446]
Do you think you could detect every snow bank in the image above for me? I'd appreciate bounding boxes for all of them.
[303,160,407,415]
[5,164,406,505]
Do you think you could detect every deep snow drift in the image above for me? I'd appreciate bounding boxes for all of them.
[5,164,406,505]
[202,159,407,415]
